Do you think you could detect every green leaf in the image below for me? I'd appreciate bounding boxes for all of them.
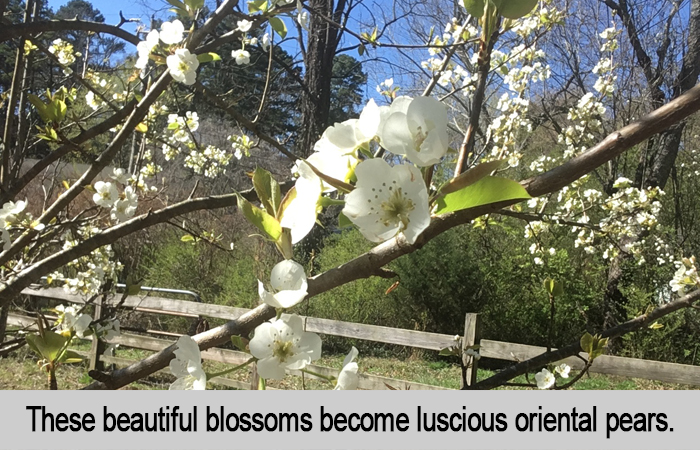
[649,322,664,330]
[439,160,505,195]
[184,0,204,11]
[59,350,84,364]
[318,197,345,208]
[492,0,538,19]
[167,122,180,130]
[26,331,69,362]
[248,0,268,12]
[462,0,485,17]
[433,176,530,215]
[277,185,296,219]
[358,43,365,56]
[180,234,196,242]
[543,278,564,297]
[231,335,248,352]
[438,347,459,356]
[590,337,608,360]
[580,332,594,355]
[252,167,281,217]
[338,211,353,228]
[236,193,282,241]
[165,0,187,11]
[196,52,221,63]
[269,16,287,39]
[27,94,48,121]
[53,99,67,123]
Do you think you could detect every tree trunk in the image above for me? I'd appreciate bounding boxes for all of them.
[602,0,700,334]
[297,0,346,157]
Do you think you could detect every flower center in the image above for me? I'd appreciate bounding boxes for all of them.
[272,339,294,362]
[380,188,415,230]
[178,60,190,73]
[413,126,427,152]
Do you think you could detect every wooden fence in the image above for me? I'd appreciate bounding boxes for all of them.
[7,286,700,389]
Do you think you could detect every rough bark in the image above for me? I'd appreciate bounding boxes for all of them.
[297,0,346,157]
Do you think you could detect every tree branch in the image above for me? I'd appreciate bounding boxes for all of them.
[0,19,140,46]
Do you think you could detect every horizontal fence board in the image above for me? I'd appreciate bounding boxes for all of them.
[304,317,455,351]
[480,339,700,386]
[21,287,457,351]
[8,313,449,390]
[20,287,248,321]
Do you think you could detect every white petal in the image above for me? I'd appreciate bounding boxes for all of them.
[280,313,305,334]
[356,99,381,140]
[173,335,201,363]
[335,362,359,390]
[298,330,322,361]
[169,358,190,378]
[342,346,359,368]
[378,112,411,156]
[271,289,308,309]
[270,260,307,291]
[257,357,286,380]
[169,376,194,390]
[279,165,322,244]
[249,322,276,359]
[323,120,360,152]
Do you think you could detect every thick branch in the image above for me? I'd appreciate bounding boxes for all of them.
[522,83,700,197]
[0,19,139,46]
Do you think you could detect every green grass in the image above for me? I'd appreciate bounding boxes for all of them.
[1,345,697,390]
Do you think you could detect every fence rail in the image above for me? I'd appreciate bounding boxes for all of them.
[7,286,700,389]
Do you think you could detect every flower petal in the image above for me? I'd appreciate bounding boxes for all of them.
[257,357,287,380]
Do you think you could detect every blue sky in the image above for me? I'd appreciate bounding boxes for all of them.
[45,0,403,98]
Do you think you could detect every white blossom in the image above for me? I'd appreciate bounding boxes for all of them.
[93,181,118,208]
[169,335,207,390]
[232,49,251,65]
[343,159,430,244]
[535,368,555,389]
[334,347,359,390]
[160,20,185,45]
[378,96,449,167]
[167,49,199,85]
[258,260,308,309]
[249,314,322,380]
[110,186,138,222]
[237,19,253,32]
[297,10,310,30]
[554,363,571,378]
[55,304,92,338]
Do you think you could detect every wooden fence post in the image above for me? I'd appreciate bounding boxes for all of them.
[461,313,481,389]
[89,295,105,372]
[0,303,9,344]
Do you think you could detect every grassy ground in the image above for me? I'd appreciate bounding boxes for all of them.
[0,345,695,390]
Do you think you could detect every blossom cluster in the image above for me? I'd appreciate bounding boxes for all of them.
[535,363,571,389]
[669,257,699,295]
[49,38,80,74]
[161,111,232,178]
[47,225,122,296]
[92,168,139,223]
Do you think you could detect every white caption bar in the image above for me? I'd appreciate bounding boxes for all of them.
[0,390,693,449]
